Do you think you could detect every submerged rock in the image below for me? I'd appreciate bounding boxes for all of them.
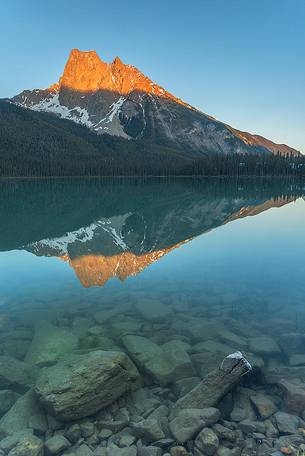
[174,352,251,410]
[94,335,121,352]
[216,447,237,456]
[25,320,78,367]
[273,434,305,450]
[0,390,45,437]
[193,340,235,356]
[249,393,278,419]
[0,355,35,391]
[65,423,81,443]
[138,446,162,456]
[7,434,43,456]
[75,444,95,456]
[169,407,220,443]
[212,423,236,442]
[145,347,194,385]
[135,299,172,322]
[122,335,163,368]
[273,411,300,434]
[122,335,194,385]
[0,430,34,453]
[108,427,136,447]
[238,419,265,434]
[126,387,163,416]
[217,330,248,351]
[278,333,305,356]
[131,418,165,443]
[98,416,129,433]
[94,308,119,324]
[194,427,219,455]
[44,435,71,454]
[191,351,225,377]
[1,338,31,360]
[263,366,305,384]
[35,350,140,421]
[288,353,305,366]
[106,444,137,456]
[248,337,281,356]
[278,379,305,414]
[230,388,256,422]
[0,389,19,415]
[264,418,279,437]
[71,316,92,338]
[110,319,144,339]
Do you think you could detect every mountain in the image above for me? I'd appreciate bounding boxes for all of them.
[0,179,300,287]
[10,48,300,158]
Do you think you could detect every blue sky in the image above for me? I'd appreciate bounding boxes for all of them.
[1,0,304,152]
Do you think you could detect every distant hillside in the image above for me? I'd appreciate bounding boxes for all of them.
[0,101,191,177]
[0,101,304,177]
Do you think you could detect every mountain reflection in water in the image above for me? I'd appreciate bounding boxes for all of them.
[0,178,301,288]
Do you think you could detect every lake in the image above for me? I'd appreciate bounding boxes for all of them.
[1,178,305,454]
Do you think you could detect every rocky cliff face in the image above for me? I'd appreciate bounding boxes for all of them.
[10,48,300,157]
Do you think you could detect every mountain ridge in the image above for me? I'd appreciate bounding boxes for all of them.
[10,48,300,158]
[20,196,296,288]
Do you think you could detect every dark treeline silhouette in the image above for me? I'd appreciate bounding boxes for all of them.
[1,101,304,178]
[181,153,305,178]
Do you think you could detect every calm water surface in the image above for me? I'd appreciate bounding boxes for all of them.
[1,178,305,453]
[1,179,305,318]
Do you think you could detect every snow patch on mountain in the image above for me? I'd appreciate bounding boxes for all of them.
[93,95,130,138]
[107,96,125,122]
[16,91,94,128]
[27,216,131,256]
[28,213,132,256]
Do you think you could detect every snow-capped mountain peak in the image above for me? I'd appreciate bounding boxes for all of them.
[10,48,300,156]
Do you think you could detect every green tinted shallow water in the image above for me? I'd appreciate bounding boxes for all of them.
[1,178,305,454]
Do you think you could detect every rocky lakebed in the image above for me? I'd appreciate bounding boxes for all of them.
[1,290,305,456]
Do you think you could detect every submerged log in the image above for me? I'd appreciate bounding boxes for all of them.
[174,352,252,410]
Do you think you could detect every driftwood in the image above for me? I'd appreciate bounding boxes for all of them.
[174,352,251,410]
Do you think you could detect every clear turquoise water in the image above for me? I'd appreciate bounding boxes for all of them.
[1,178,305,450]
[1,178,305,325]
